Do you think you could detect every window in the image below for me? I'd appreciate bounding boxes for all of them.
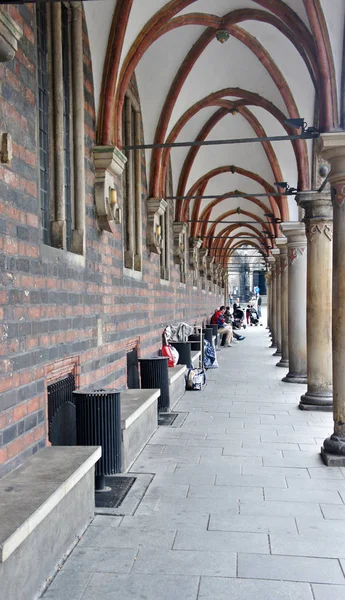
[122,94,142,271]
[36,2,85,254]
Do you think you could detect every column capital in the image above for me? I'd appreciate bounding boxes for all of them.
[296,190,333,221]
[280,222,306,246]
[317,133,345,207]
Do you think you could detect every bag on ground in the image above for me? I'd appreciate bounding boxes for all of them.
[185,368,206,391]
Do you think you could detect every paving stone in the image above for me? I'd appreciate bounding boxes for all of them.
[286,477,345,491]
[173,529,270,554]
[216,473,287,488]
[197,577,314,600]
[239,500,323,518]
[209,514,297,534]
[62,547,137,573]
[81,573,200,600]
[188,484,264,502]
[90,515,122,528]
[242,465,309,478]
[264,487,343,504]
[134,495,238,515]
[320,504,345,519]
[222,445,283,457]
[132,548,236,577]
[296,517,345,535]
[41,571,92,600]
[312,584,345,600]
[237,553,345,584]
[270,532,345,559]
[120,513,209,530]
[79,524,176,549]
[144,482,189,498]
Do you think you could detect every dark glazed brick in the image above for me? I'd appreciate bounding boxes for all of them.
[3,424,17,445]
[24,413,38,432]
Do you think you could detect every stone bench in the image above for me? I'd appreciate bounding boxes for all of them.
[121,389,159,471]
[0,446,101,600]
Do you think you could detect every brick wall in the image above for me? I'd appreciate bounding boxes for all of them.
[0,6,223,477]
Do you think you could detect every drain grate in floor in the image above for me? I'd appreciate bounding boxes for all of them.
[158,412,179,426]
[95,476,136,509]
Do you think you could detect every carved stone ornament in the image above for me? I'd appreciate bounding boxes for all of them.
[332,184,345,208]
[0,10,22,62]
[199,248,208,275]
[173,222,187,266]
[306,223,333,242]
[206,256,214,280]
[93,146,127,233]
[280,257,288,272]
[147,198,168,254]
[288,246,306,266]
[189,237,202,270]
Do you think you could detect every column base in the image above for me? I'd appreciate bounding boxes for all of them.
[299,391,333,411]
[321,435,345,466]
[276,358,289,368]
[270,342,277,348]
[282,372,307,384]
[273,350,281,357]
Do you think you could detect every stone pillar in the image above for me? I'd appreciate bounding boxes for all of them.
[265,270,272,330]
[271,249,281,355]
[297,191,333,410]
[268,257,277,348]
[317,134,345,464]
[276,237,289,368]
[280,223,307,384]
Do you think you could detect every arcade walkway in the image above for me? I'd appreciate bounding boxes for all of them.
[42,324,345,600]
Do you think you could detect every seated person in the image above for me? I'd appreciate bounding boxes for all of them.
[224,306,245,341]
[211,306,233,347]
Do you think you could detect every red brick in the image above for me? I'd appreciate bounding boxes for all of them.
[13,402,27,422]
[0,447,7,465]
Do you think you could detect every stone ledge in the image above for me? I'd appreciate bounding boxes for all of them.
[120,389,160,430]
[168,364,186,385]
[0,446,101,563]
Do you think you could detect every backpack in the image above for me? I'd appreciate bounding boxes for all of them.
[185,368,206,391]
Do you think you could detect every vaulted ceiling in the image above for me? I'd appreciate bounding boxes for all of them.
[84,0,345,267]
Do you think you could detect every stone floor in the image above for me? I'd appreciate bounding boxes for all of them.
[42,320,345,600]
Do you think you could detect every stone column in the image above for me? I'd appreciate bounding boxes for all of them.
[268,257,277,348]
[280,223,307,384]
[318,134,345,464]
[296,191,333,410]
[271,249,281,355]
[265,270,272,330]
[276,237,289,368]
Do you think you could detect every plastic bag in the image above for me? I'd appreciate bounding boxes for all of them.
[162,345,179,367]
[185,368,206,391]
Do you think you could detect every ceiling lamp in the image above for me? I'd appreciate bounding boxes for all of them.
[216,29,230,44]
[274,181,298,196]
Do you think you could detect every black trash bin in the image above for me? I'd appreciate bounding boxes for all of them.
[139,357,170,411]
[188,333,205,361]
[203,328,213,345]
[170,341,192,368]
[74,388,122,491]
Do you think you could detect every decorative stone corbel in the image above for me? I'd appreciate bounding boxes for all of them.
[0,10,22,62]
[173,222,187,265]
[199,248,208,276]
[147,198,168,254]
[189,237,202,270]
[206,256,214,280]
[93,146,127,233]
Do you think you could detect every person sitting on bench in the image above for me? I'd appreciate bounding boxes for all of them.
[211,306,233,347]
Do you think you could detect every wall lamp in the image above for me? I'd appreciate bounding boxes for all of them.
[264,212,282,224]
[284,118,319,138]
[274,182,298,196]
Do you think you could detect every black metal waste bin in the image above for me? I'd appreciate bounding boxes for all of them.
[74,389,122,491]
[170,341,192,368]
[139,357,170,411]
[203,328,213,345]
[188,333,205,361]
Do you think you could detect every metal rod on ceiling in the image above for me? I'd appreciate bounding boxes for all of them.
[167,192,287,200]
[187,220,270,224]
[123,132,318,151]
